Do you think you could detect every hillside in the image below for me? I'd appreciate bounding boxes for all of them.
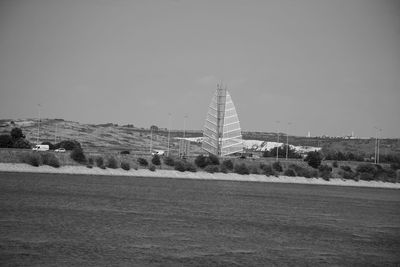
[1,119,399,158]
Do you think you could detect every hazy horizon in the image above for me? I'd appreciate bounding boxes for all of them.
[1,0,399,138]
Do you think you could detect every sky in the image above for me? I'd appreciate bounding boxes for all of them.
[0,0,399,138]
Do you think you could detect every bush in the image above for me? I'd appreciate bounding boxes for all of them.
[222,159,234,170]
[356,163,376,174]
[121,161,130,171]
[21,153,41,167]
[318,164,332,180]
[219,164,228,173]
[339,170,358,181]
[164,156,175,166]
[332,161,338,168]
[70,148,86,164]
[340,165,352,172]
[204,165,219,173]
[195,154,208,168]
[359,172,374,181]
[288,164,317,178]
[250,165,259,174]
[208,154,220,165]
[151,154,161,166]
[174,160,186,172]
[284,169,296,177]
[185,162,197,172]
[234,163,250,175]
[304,151,322,169]
[107,157,118,169]
[95,156,104,168]
[148,164,156,171]
[88,157,94,166]
[137,157,148,167]
[272,161,283,172]
[41,153,60,168]
[260,164,275,176]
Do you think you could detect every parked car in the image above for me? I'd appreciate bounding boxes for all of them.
[151,150,165,156]
[120,150,130,155]
[32,145,49,151]
[55,148,66,153]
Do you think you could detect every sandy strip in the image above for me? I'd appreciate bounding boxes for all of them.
[0,163,399,189]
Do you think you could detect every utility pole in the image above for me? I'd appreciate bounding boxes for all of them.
[54,123,58,144]
[377,128,382,164]
[276,120,280,161]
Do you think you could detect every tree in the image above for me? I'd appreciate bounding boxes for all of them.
[70,147,86,164]
[10,128,24,140]
[0,135,13,148]
[150,125,159,132]
[304,151,322,169]
[13,138,31,149]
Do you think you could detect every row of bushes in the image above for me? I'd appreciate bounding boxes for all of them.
[20,152,60,168]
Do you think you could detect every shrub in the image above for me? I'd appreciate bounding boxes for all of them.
[340,165,352,172]
[356,163,376,174]
[88,157,94,166]
[359,172,374,181]
[194,154,208,168]
[95,156,104,168]
[121,161,130,171]
[151,154,161,166]
[41,153,60,168]
[318,164,332,180]
[234,163,250,175]
[339,170,358,181]
[332,161,338,168]
[70,148,86,164]
[185,162,197,172]
[304,151,322,169]
[272,161,283,172]
[288,164,317,178]
[284,169,296,177]
[208,154,220,165]
[86,165,93,169]
[250,165,259,174]
[260,164,275,176]
[174,160,186,172]
[21,153,41,167]
[164,156,175,166]
[222,159,234,170]
[107,157,118,169]
[148,164,156,171]
[137,157,148,167]
[204,165,219,173]
[219,164,228,173]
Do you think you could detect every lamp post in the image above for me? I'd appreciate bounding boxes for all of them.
[374,126,381,164]
[377,128,382,164]
[150,126,153,154]
[286,122,291,160]
[37,104,41,145]
[167,113,171,157]
[276,120,280,161]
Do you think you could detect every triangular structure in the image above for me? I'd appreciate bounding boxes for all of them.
[202,84,243,156]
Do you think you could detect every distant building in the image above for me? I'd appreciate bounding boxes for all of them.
[202,84,243,156]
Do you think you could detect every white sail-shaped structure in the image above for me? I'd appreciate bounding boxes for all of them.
[202,84,243,156]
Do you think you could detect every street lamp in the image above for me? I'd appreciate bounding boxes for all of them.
[167,113,171,157]
[286,122,291,160]
[37,104,41,145]
[276,120,280,161]
[374,126,381,164]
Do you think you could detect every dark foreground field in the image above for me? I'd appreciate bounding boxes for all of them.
[0,173,399,266]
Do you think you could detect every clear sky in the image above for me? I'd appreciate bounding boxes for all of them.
[0,0,399,138]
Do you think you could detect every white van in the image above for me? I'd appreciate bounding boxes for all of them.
[32,145,49,151]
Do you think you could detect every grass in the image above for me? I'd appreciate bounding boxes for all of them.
[0,172,399,266]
